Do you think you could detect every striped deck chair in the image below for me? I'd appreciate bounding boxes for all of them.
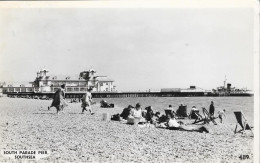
[193,108,217,125]
[202,107,217,125]
[190,110,203,123]
[234,111,254,136]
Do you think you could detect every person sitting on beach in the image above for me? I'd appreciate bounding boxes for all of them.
[127,103,146,125]
[154,112,161,118]
[191,106,198,111]
[120,105,134,120]
[167,105,176,114]
[131,103,142,118]
[167,114,180,128]
[100,100,109,108]
[156,114,178,128]
[150,111,161,125]
[142,110,147,120]
[81,88,94,115]
[189,106,199,119]
[218,109,226,123]
[144,106,155,124]
[158,114,168,123]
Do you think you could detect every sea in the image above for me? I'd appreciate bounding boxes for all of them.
[93,96,254,124]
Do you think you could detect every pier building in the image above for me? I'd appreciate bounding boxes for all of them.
[2,69,116,97]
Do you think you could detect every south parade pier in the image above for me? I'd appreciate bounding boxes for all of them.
[1,69,253,99]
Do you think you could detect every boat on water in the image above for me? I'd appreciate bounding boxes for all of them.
[211,78,253,97]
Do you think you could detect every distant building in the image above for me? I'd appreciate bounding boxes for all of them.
[161,86,210,93]
[2,69,116,94]
[180,86,205,93]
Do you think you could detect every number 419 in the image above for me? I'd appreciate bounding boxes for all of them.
[239,155,249,160]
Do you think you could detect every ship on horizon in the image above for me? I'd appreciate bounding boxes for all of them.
[211,76,253,96]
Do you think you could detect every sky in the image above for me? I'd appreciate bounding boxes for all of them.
[0,7,255,91]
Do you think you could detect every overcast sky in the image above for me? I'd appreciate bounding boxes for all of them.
[0,8,254,91]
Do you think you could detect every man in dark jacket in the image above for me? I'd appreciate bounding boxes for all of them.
[209,101,215,117]
[48,84,66,114]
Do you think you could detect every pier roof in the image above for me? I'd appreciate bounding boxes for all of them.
[96,76,114,82]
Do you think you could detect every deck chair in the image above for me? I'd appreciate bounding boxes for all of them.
[234,111,254,136]
[192,110,205,124]
[202,107,217,125]
[190,110,200,119]
[193,108,217,125]
[190,110,203,123]
[176,105,188,118]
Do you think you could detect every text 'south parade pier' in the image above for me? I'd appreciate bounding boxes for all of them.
[0,69,253,99]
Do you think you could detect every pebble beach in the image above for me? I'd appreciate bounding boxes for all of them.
[0,97,254,163]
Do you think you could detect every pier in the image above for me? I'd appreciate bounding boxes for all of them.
[6,91,240,99]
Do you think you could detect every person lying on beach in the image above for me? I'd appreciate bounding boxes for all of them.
[111,113,121,121]
[157,114,209,133]
[100,100,113,108]
[48,84,67,114]
[81,88,94,115]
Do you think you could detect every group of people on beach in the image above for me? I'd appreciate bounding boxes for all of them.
[188,101,226,123]
[48,84,225,131]
[209,101,226,123]
[112,103,210,133]
[48,84,94,115]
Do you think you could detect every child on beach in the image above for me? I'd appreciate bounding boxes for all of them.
[218,109,226,123]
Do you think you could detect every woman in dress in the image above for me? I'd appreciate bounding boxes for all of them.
[48,84,66,114]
